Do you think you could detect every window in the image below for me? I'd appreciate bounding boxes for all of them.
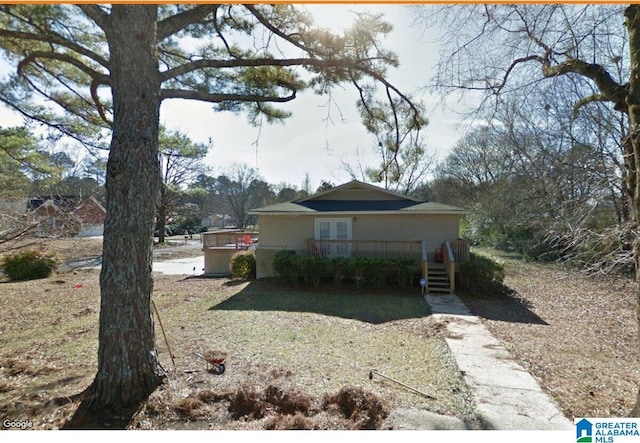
[314,218,352,257]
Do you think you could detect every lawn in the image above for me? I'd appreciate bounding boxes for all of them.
[0,269,478,429]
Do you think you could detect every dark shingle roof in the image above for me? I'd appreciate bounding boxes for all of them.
[249,180,468,215]
[297,200,418,211]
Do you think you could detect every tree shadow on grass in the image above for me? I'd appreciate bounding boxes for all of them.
[209,278,431,325]
[458,285,549,325]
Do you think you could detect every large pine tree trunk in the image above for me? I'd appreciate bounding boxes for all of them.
[66,5,163,428]
[624,5,640,417]
[157,185,167,244]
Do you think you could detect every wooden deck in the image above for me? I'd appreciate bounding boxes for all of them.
[305,239,423,261]
[304,239,469,262]
[202,229,258,250]
[202,230,258,275]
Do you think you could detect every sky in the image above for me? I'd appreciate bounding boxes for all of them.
[0,4,474,191]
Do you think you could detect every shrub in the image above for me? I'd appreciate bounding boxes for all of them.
[297,256,330,287]
[350,257,371,288]
[390,258,419,286]
[273,250,299,283]
[330,257,352,286]
[458,252,505,296]
[273,252,421,289]
[361,258,390,288]
[230,251,256,280]
[1,250,58,281]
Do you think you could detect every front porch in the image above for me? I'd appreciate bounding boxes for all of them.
[304,238,470,294]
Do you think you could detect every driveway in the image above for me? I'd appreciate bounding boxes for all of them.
[152,255,205,275]
[61,239,205,275]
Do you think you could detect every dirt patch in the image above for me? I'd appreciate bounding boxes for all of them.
[1,237,104,259]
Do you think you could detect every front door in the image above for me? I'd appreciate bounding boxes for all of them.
[315,218,352,257]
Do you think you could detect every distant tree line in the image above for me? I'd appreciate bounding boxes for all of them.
[0,125,339,243]
[5,109,631,274]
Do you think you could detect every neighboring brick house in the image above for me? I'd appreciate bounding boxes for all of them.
[28,195,106,237]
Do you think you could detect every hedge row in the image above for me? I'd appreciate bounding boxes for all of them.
[272,250,420,288]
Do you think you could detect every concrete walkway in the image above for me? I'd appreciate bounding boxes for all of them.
[425,293,573,430]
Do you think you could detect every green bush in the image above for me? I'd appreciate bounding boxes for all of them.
[458,252,505,296]
[273,253,420,289]
[1,250,58,281]
[390,258,419,286]
[230,251,256,280]
[330,257,352,286]
[273,250,299,283]
[360,258,390,288]
[351,257,371,288]
[297,256,330,287]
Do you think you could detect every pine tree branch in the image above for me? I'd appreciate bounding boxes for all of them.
[17,50,109,84]
[160,88,296,103]
[157,5,218,40]
[77,5,110,31]
[0,28,109,69]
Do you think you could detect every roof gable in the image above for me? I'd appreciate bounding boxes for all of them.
[297,180,421,203]
[71,196,106,225]
[250,180,468,215]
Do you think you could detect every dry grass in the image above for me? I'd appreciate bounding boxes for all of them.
[0,237,103,262]
[6,238,635,429]
[0,238,477,430]
[459,250,639,419]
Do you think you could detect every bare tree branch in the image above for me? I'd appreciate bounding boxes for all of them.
[542,58,629,112]
[490,55,543,94]
[572,93,610,117]
[90,78,112,127]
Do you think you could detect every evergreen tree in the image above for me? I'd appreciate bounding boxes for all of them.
[0,5,423,427]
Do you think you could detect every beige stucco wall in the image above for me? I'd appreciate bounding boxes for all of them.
[254,213,462,278]
[203,248,238,276]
